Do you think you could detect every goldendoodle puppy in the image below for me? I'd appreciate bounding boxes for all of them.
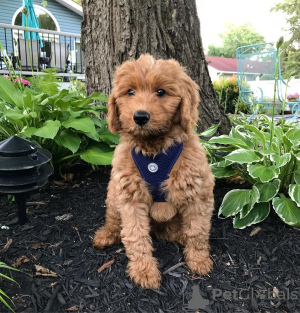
[93,54,215,289]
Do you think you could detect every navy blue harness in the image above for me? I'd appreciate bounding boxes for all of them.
[131,142,183,202]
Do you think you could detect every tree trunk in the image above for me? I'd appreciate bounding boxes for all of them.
[81,0,231,135]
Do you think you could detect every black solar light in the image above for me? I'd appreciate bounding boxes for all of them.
[0,136,53,225]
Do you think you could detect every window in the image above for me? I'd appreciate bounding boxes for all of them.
[13,5,59,31]
[12,5,60,58]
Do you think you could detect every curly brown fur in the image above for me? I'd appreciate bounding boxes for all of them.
[93,54,215,289]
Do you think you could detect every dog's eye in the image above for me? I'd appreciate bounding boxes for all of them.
[157,89,166,97]
[127,89,135,96]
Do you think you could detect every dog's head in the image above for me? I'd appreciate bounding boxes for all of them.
[107,54,199,138]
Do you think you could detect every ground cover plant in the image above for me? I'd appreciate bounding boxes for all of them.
[207,39,300,229]
[208,114,300,228]
[0,45,118,171]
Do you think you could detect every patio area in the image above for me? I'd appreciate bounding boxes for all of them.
[0,23,84,78]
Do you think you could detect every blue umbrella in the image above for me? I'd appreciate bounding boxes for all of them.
[22,0,43,47]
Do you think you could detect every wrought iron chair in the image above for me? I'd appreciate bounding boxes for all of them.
[236,42,300,121]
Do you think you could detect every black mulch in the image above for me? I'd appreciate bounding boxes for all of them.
[0,168,300,313]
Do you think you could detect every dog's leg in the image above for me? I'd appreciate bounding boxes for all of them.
[180,201,214,275]
[93,181,121,249]
[120,202,161,289]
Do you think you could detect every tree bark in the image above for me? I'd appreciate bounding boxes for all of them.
[81,0,231,135]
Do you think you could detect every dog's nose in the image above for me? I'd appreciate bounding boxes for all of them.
[133,110,150,126]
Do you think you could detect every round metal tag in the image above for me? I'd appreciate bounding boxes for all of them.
[148,163,158,173]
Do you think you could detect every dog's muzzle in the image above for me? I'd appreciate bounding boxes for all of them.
[133,110,150,126]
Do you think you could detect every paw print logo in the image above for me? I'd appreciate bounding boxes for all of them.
[188,285,210,310]
[148,163,158,173]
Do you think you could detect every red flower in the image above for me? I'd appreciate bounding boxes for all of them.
[13,77,30,85]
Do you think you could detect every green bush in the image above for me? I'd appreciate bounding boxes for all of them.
[205,39,300,229]
[213,76,250,114]
[207,114,300,229]
[0,73,118,171]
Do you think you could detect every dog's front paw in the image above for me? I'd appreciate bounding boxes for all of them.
[127,258,161,289]
[185,250,213,275]
[150,202,177,222]
[93,227,120,249]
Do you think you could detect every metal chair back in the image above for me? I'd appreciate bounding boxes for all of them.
[236,42,299,120]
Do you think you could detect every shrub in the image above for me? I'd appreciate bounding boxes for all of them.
[212,76,250,114]
[207,112,300,229]
[206,39,300,229]
[0,74,118,171]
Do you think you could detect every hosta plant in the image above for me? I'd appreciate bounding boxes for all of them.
[209,115,300,229]
[0,74,118,170]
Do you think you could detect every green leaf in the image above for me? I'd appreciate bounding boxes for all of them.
[244,125,266,149]
[230,127,254,149]
[288,184,300,207]
[0,122,14,137]
[80,144,114,165]
[273,195,300,227]
[209,136,249,149]
[29,112,37,118]
[22,126,37,138]
[259,148,277,156]
[0,76,24,108]
[55,99,72,111]
[54,129,81,154]
[84,132,100,141]
[255,179,280,202]
[270,153,291,167]
[0,292,14,312]
[210,162,236,178]
[225,149,262,164]
[286,128,300,146]
[283,135,293,153]
[199,123,219,137]
[219,189,252,217]
[240,186,260,218]
[294,169,300,184]
[62,117,96,134]
[95,104,108,114]
[4,109,25,120]
[93,118,107,129]
[99,129,120,145]
[248,164,279,183]
[34,120,61,139]
[274,126,283,139]
[233,202,270,229]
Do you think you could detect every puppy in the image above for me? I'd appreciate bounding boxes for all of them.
[93,54,215,289]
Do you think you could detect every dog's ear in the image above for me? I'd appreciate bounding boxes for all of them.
[107,90,122,134]
[180,73,200,132]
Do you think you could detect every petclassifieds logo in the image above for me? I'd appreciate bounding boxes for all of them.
[212,287,299,301]
[188,285,299,310]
